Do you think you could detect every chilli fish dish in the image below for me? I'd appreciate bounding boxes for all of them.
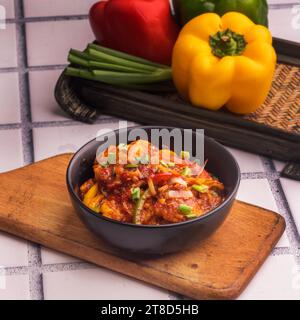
[79,140,225,225]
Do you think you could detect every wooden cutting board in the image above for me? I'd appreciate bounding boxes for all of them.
[0,154,285,299]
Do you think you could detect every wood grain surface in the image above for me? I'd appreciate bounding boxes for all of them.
[0,154,285,299]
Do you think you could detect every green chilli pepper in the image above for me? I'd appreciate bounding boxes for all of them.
[133,189,150,224]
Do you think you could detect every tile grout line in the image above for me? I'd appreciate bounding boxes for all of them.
[0,123,22,130]
[15,0,34,165]
[269,2,300,10]
[5,14,88,24]
[27,245,44,299]
[31,117,120,128]
[4,261,95,277]
[241,171,280,180]
[0,64,67,74]
[14,0,44,300]
[0,116,122,131]
[260,156,300,262]
[272,247,293,256]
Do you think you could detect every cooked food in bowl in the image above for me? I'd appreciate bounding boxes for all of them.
[79,139,225,225]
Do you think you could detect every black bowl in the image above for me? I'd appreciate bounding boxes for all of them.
[67,126,240,256]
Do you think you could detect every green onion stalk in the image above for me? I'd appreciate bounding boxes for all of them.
[65,44,172,89]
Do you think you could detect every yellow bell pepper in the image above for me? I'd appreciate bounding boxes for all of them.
[172,12,277,114]
[83,183,98,206]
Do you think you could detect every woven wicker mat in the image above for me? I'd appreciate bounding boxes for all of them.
[245,63,300,134]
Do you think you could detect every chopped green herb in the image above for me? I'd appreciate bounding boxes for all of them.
[133,189,150,224]
[125,164,139,168]
[131,187,141,201]
[107,152,116,164]
[192,184,209,193]
[180,151,190,160]
[160,160,168,168]
[178,204,193,215]
[135,156,142,163]
[99,161,108,168]
[181,167,192,176]
[185,213,197,219]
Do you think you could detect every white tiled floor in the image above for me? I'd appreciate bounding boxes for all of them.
[280,178,300,235]
[276,231,290,248]
[33,121,136,161]
[226,147,264,173]
[274,160,285,172]
[237,179,278,212]
[1,0,14,19]
[0,274,30,300]
[269,7,300,42]
[0,129,23,172]
[239,254,300,300]
[0,72,20,124]
[0,23,17,68]
[26,20,94,66]
[0,0,299,301]
[41,247,79,265]
[43,268,172,300]
[237,178,290,248]
[0,233,28,267]
[24,0,96,17]
[29,69,69,122]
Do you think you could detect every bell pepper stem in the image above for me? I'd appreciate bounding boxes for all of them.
[209,29,247,58]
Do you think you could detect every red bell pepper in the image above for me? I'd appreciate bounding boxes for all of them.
[151,172,178,184]
[89,0,180,65]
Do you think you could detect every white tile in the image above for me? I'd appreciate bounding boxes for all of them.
[273,160,285,172]
[0,24,17,68]
[226,147,264,173]
[0,73,20,124]
[33,122,136,161]
[237,179,278,212]
[0,129,23,172]
[1,0,15,19]
[41,247,80,265]
[268,0,297,3]
[29,69,68,122]
[0,274,30,300]
[237,178,288,248]
[239,254,300,300]
[269,7,300,42]
[43,268,171,300]
[280,178,300,234]
[276,231,290,248]
[24,0,96,17]
[26,20,94,66]
[0,232,28,267]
